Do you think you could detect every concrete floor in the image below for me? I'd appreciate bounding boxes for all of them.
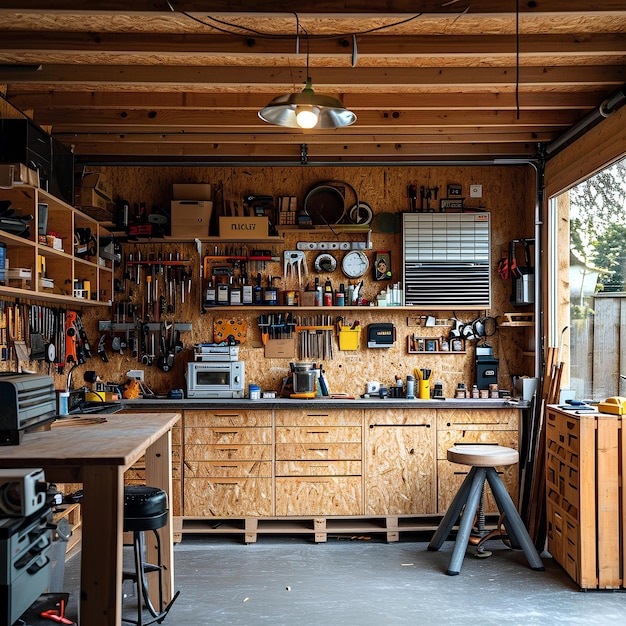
[60,534,626,626]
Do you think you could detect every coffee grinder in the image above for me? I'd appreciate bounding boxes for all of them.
[476,344,499,390]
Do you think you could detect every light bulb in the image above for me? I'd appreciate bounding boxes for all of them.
[295,106,319,129]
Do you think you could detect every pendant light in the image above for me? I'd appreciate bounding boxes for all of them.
[258,35,356,129]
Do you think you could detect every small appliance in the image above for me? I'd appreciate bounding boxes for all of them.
[291,362,317,398]
[0,468,47,517]
[476,344,499,390]
[186,343,245,398]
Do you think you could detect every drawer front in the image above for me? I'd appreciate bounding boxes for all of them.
[183,477,273,517]
[126,462,181,482]
[546,410,580,457]
[185,444,272,461]
[275,460,362,476]
[275,426,361,444]
[185,460,272,478]
[185,426,271,445]
[437,408,519,431]
[437,459,518,514]
[184,410,271,427]
[366,408,436,427]
[276,409,362,427]
[275,477,362,516]
[436,429,518,459]
[276,442,362,461]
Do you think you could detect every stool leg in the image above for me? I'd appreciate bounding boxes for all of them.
[132,531,145,626]
[428,467,477,551]
[485,468,544,571]
[446,467,486,576]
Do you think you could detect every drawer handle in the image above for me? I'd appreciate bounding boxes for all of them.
[215,430,239,435]
[307,430,330,435]
[370,423,430,428]
[216,448,238,452]
[307,447,329,452]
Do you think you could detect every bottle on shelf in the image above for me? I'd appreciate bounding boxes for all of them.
[229,276,242,305]
[253,272,263,305]
[323,278,333,307]
[204,278,216,307]
[242,272,253,305]
[335,283,345,306]
[314,277,323,307]
[264,276,278,305]
[216,279,229,305]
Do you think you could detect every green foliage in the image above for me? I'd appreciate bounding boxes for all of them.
[570,158,626,291]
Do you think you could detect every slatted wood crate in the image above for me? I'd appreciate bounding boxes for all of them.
[545,406,624,589]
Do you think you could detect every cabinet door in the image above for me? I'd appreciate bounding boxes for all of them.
[184,478,272,517]
[365,409,436,515]
[275,477,362,516]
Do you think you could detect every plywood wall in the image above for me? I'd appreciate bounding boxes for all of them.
[3,164,536,398]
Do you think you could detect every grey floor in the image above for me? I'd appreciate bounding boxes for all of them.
[59,533,626,626]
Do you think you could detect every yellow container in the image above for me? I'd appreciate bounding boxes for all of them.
[338,326,361,350]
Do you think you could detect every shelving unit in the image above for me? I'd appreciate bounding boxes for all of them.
[0,185,113,305]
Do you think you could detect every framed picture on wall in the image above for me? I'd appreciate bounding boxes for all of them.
[425,339,438,352]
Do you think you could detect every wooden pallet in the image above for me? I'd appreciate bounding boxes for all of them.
[180,514,502,544]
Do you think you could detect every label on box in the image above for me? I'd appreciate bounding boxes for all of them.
[219,217,269,239]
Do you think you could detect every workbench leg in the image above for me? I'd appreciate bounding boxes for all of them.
[145,427,175,604]
[81,465,124,626]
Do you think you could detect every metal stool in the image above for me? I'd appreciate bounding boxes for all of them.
[123,485,179,625]
[428,444,545,576]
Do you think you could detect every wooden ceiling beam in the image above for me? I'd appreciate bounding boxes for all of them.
[37,108,580,128]
[68,141,538,159]
[2,2,626,15]
[2,64,623,88]
[58,130,555,145]
[6,89,607,111]
[0,33,624,59]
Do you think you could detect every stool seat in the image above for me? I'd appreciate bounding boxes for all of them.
[124,485,169,533]
[447,444,519,467]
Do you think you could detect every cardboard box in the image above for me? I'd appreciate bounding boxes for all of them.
[264,337,295,359]
[76,172,112,201]
[171,200,213,238]
[75,172,113,217]
[0,163,40,188]
[173,183,212,201]
[219,217,268,239]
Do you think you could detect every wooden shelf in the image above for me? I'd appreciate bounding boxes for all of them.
[0,185,113,306]
[277,225,372,234]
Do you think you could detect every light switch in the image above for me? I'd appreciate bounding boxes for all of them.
[470,184,483,198]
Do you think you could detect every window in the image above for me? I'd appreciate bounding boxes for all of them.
[556,156,626,400]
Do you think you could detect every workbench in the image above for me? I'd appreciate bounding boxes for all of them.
[0,412,180,626]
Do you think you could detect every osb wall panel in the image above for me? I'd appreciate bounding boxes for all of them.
[2,164,535,400]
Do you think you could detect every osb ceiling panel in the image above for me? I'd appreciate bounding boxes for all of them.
[0,1,625,163]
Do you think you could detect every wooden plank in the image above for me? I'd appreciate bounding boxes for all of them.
[596,415,621,588]
[577,413,598,589]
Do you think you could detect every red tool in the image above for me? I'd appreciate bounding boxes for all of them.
[65,311,78,363]
[41,599,74,624]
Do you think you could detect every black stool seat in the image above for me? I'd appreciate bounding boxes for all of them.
[124,485,169,532]
[122,485,178,625]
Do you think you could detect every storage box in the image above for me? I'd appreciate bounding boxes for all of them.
[171,200,213,238]
[0,163,39,188]
[75,172,114,218]
[173,183,212,201]
[514,376,538,401]
[219,217,268,239]
[338,326,361,350]
[264,337,295,359]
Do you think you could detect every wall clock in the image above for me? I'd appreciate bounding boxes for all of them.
[341,250,369,278]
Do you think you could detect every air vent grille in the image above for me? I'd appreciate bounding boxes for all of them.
[402,213,491,307]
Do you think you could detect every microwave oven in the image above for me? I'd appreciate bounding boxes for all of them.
[186,360,245,398]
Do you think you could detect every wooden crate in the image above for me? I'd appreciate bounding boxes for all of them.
[545,406,624,589]
[52,503,82,558]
